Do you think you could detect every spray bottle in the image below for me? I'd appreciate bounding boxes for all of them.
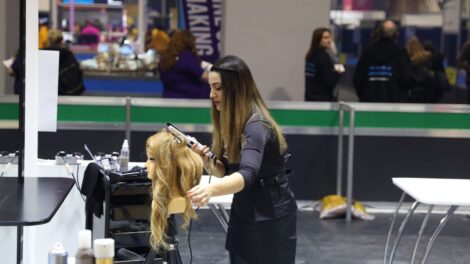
[48,242,68,264]
[75,230,94,264]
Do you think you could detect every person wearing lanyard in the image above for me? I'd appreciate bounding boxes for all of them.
[187,55,297,264]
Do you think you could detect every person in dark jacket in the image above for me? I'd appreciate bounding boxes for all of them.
[44,29,85,95]
[304,28,342,101]
[354,20,414,102]
[423,41,446,73]
[457,41,470,103]
[188,55,297,264]
[407,37,443,103]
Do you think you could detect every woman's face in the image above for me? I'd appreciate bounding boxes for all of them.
[320,31,332,50]
[209,71,223,111]
[145,150,155,179]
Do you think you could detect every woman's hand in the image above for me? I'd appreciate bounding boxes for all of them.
[189,139,212,163]
[187,184,214,207]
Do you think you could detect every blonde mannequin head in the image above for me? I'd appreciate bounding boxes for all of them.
[146,129,203,250]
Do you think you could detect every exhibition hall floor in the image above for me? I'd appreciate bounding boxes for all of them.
[175,202,470,264]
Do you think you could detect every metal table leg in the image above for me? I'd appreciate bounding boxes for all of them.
[346,109,355,223]
[217,203,230,223]
[419,205,458,264]
[388,201,420,264]
[336,108,344,196]
[384,192,406,264]
[410,205,433,264]
[17,226,23,264]
[208,204,228,233]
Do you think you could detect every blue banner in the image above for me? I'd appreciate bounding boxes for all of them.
[181,0,222,63]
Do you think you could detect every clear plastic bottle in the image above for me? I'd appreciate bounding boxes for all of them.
[94,238,114,264]
[75,230,94,264]
[119,139,129,172]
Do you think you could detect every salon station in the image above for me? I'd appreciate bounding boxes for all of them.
[2,1,470,264]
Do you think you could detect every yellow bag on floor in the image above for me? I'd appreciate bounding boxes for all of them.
[314,195,374,220]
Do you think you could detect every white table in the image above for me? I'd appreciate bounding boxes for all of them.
[384,178,470,264]
[0,160,233,264]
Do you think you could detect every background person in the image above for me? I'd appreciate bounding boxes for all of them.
[145,25,170,55]
[158,29,210,99]
[44,29,85,95]
[406,37,443,103]
[80,20,101,45]
[457,41,470,103]
[7,51,20,95]
[187,55,297,264]
[353,20,414,102]
[304,27,342,102]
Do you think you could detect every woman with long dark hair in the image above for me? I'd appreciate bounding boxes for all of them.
[304,27,342,101]
[187,55,297,264]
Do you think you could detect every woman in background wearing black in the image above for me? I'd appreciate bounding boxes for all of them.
[304,28,343,101]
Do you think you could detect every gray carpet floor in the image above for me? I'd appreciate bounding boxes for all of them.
[174,208,470,264]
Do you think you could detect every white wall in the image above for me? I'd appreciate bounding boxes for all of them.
[224,0,330,101]
[39,0,50,12]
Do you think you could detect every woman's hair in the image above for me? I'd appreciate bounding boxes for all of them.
[159,29,199,71]
[406,36,431,64]
[146,130,203,251]
[458,41,470,67]
[306,28,330,60]
[423,41,437,55]
[47,29,63,48]
[209,55,287,163]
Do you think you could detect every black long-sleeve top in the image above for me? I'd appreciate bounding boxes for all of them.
[222,113,297,223]
[223,113,297,263]
[304,48,340,101]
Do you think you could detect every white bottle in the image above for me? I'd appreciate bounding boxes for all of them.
[75,230,94,264]
[94,238,114,264]
[119,139,129,172]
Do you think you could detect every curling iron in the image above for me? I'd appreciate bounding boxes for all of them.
[166,123,216,161]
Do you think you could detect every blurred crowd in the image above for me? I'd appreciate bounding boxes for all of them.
[304,20,470,104]
[9,18,470,103]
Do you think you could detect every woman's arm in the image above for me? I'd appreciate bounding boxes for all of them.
[187,172,244,207]
[188,120,269,206]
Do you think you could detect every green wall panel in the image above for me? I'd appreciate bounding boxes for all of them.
[57,105,126,123]
[131,106,211,124]
[356,112,470,129]
[271,110,338,127]
[0,103,19,120]
[3,102,470,130]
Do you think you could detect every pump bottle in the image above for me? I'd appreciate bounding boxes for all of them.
[119,139,129,172]
[75,230,94,264]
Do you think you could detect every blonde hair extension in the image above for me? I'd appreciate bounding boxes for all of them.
[145,130,203,251]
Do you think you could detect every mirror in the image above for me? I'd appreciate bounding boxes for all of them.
[1,0,468,103]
